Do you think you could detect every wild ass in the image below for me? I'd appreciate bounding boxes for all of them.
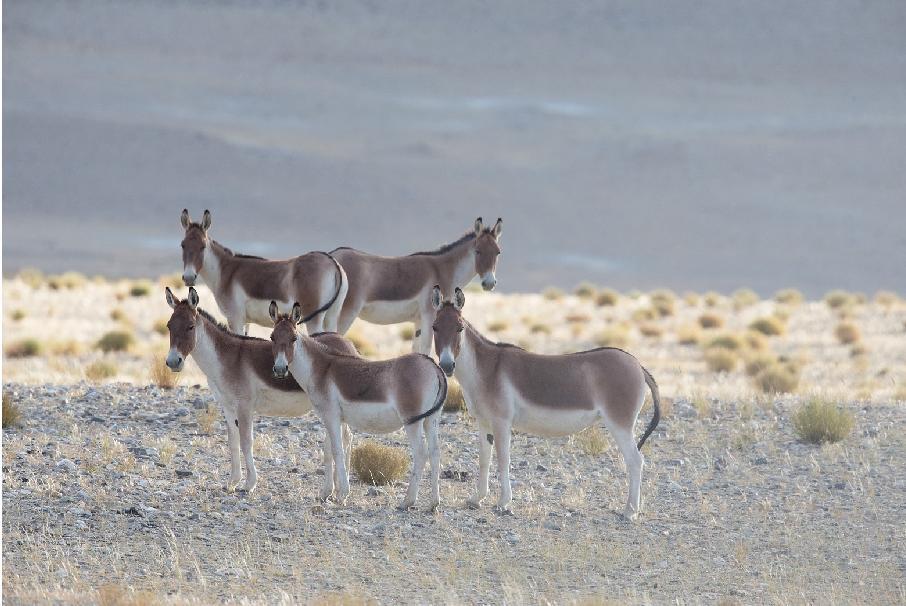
[330,217,503,353]
[164,286,357,497]
[179,209,348,335]
[270,301,448,510]
[430,286,661,519]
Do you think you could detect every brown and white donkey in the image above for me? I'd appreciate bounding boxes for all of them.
[164,287,356,497]
[270,301,447,511]
[430,286,661,519]
[330,217,503,353]
[180,209,348,335]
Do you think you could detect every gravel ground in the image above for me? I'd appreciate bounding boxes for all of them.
[3,382,905,604]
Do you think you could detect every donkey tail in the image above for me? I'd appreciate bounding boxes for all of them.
[298,252,345,325]
[405,363,448,426]
[636,366,661,450]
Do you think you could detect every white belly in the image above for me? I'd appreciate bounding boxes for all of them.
[359,299,419,325]
[513,403,601,438]
[246,299,293,327]
[340,401,404,434]
[254,388,314,417]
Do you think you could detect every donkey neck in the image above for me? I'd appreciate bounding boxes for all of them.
[291,336,329,391]
[198,240,230,295]
[432,238,475,292]
[189,316,228,382]
[456,322,492,392]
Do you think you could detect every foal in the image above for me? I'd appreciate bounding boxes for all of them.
[430,286,661,519]
[270,301,447,510]
[330,217,503,353]
[179,209,347,334]
[164,287,356,495]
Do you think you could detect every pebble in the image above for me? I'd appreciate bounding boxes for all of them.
[55,458,78,473]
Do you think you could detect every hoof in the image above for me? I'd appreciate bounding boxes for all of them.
[242,482,257,494]
[397,501,417,511]
[466,497,483,509]
[493,505,514,516]
[427,501,440,514]
[622,507,639,522]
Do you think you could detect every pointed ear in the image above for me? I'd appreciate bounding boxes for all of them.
[165,287,178,309]
[201,209,212,232]
[431,285,443,310]
[491,217,503,239]
[187,287,199,310]
[453,287,466,310]
[269,300,279,324]
[180,209,191,230]
[292,302,304,325]
[473,217,483,235]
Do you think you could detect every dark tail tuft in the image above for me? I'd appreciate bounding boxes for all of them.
[298,252,345,325]
[405,364,448,425]
[637,367,661,450]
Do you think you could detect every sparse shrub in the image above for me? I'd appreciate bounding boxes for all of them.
[676,324,701,345]
[129,281,152,297]
[574,426,608,456]
[774,288,804,305]
[97,584,158,606]
[595,326,631,349]
[595,289,619,306]
[744,352,777,377]
[792,398,854,444]
[150,356,179,389]
[110,308,127,322]
[5,338,43,358]
[159,273,184,289]
[850,344,869,358]
[196,403,219,434]
[874,290,899,307]
[638,323,663,338]
[96,330,134,352]
[574,282,597,298]
[773,307,791,323]
[153,319,169,336]
[47,271,87,290]
[754,363,799,394]
[835,322,861,345]
[86,360,117,382]
[626,290,642,300]
[632,307,658,322]
[543,287,565,301]
[345,328,376,357]
[649,290,675,316]
[683,291,700,306]
[743,331,769,351]
[443,379,467,413]
[530,322,551,335]
[2,392,22,428]
[350,441,409,486]
[853,292,867,304]
[704,348,737,373]
[16,268,45,289]
[707,334,743,351]
[564,313,591,324]
[698,313,724,329]
[824,290,852,309]
[487,319,510,332]
[749,316,785,336]
[49,340,83,356]
[398,325,415,340]
[704,291,722,307]
[10,309,26,322]
[732,288,759,310]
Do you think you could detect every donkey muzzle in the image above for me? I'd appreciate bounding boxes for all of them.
[480,273,497,291]
[166,350,184,372]
[182,273,197,287]
[439,360,455,377]
[273,365,289,379]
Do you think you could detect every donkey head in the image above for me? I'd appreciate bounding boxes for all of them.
[431,285,466,376]
[472,217,503,291]
[269,300,303,379]
[179,209,212,286]
[164,286,201,372]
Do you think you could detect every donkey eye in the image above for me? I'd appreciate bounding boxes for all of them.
[457,326,464,333]
[188,325,195,331]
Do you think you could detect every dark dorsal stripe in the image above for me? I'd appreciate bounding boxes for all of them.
[196,308,263,342]
[408,231,477,257]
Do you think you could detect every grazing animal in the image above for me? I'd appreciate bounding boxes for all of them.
[430,286,661,519]
[164,286,356,496]
[179,209,348,335]
[270,300,447,510]
[330,217,503,353]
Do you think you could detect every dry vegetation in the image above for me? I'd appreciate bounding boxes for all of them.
[350,441,409,486]
[792,398,855,444]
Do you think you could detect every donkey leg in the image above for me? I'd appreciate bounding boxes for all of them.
[341,423,354,484]
[400,421,428,510]
[609,423,644,520]
[222,405,242,491]
[424,415,441,511]
[323,412,350,504]
[237,409,257,492]
[493,423,513,511]
[468,423,493,508]
[319,431,336,502]
[411,314,434,354]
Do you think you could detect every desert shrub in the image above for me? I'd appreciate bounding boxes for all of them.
[707,333,743,351]
[49,340,83,356]
[5,338,43,358]
[574,426,608,456]
[2,392,22,428]
[774,288,804,305]
[86,360,117,382]
[749,316,785,336]
[150,356,179,389]
[683,291,700,306]
[754,363,799,394]
[773,307,791,322]
[743,331,769,351]
[158,273,184,289]
[97,584,159,606]
[676,324,701,345]
[543,287,565,301]
[704,348,738,373]
[595,289,619,306]
[631,307,658,322]
[96,330,134,352]
[744,352,777,377]
[638,323,663,338]
[110,308,127,322]
[792,398,854,444]
[129,281,153,297]
[48,271,87,290]
[574,282,597,298]
[196,403,219,434]
[345,328,376,357]
[732,288,759,310]
[564,313,591,324]
[824,290,852,309]
[874,290,899,307]
[530,322,551,335]
[850,344,868,358]
[153,319,169,336]
[852,292,867,304]
[595,326,631,349]
[10,309,25,322]
[835,322,861,344]
[486,319,510,332]
[443,379,466,413]
[703,291,722,307]
[16,268,45,289]
[698,313,724,329]
[350,441,409,486]
[398,325,415,340]
[649,290,676,316]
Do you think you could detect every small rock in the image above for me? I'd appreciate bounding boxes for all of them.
[175,469,194,478]
[122,506,143,517]
[754,456,769,465]
[310,505,326,515]
[55,459,78,473]
[441,469,470,482]
[192,397,207,410]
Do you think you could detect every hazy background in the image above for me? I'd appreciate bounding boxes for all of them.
[4,0,905,296]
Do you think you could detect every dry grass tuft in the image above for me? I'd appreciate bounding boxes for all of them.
[129,281,153,297]
[10,309,26,322]
[704,348,738,373]
[97,585,158,606]
[774,288,804,305]
[706,333,744,351]
[825,290,853,309]
[487,319,510,332]
[649,290,676,317]
[96,330,135,352]
[48,340,83,356]
[196,403,219,434]
[574,426,608,456]
[398,325,415,340]
[744,352,778,377]
[2,392,22,428]
[742,331,769,351]
[874,290,900,307]
[16,267,45,289]
[631,307,658,322]
[732,288,759,310]
[350,441,409,486]
[698,313,724,329]
[595,289,619,306]
[683,291,700,306]
[47,271,87,290]
[150,356,179,389]
[530,322,552,335]
[153,319,169,336]
[676,323,701,345]
[703,291,722,307]
[749,316,785,336]
[443,379,467,413]
[835,322,861,345]
[345,328,376,357]
[543,287,565,301]
[754,363,799,394]
[5,338,43,358]
[574,282,597,298]
[595,325,631,349]
[792,398,854,444]
[638,323,663,338]
[86,360,118,382]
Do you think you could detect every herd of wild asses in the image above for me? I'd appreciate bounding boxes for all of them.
[166,210,660,518]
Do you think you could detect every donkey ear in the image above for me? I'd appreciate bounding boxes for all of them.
[292,302,304,325]
[180,209,191,230]
[431,285,443,310]
[473,217,483,235]
[269,301,279,323]
[453,287,466,310]
[187,287,199,309]
[165,287,178,309]
[491,217,503,239]
[201,209,212,232]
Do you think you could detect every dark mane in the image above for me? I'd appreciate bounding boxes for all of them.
[209,238,265,260]
[196,308,264,342]
[408,231,477,257]
[463,318,526,351]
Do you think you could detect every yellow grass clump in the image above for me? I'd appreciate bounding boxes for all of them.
[754,363,799,394]
[749,316,785,336]
[835,322,861,344]
[443,379,467,413]
[129,281,153,297]
[874,290,899,307]
[543,287,565,301]
[530,322,552,335]
[595,289,619,306]
[676,324,701,345]
[595,326,631,349]
[824,290,853,309]
[774,288,804,305]
[2,392,22,428]
[150,356,179,389]
[649,289,676,317]
[153,319,169,336]
[487,319,510,332]
[683,291,700,306]
[10,309,26,322]
[638,323,663,338]
[574,282,597,298]
[632,307,658,322]
[706,333,744,351]
[703,291,722,307]
[792,398,854,444]
[350,441,409,486]
[698,313,724,329]
[574,426,608,456]
[732,288,759,310]
[47,271,87,290]
[704,348,738,373]
[96,330,135,352]
[16,268,45,289]
[97,585,159,606]
[5,338,43,358]
[398,325,415,340]
[744,352,778,377]
[345,328,376,357]
[48,340,83,356]
[86,360,118,382]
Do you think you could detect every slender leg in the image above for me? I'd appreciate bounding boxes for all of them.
[319,431,336,502]
[335,301,361,336]
[493,422,513,511]
[222,405,242,491]
[468,422,493,508]
[237,409,257,492]
[323,409,349,504]
[412,314,434,354]
[400,421,427,509]
[341,423,354,485]
[425,415,441,511]
[610,425,644,520]
[304,315,325,336]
